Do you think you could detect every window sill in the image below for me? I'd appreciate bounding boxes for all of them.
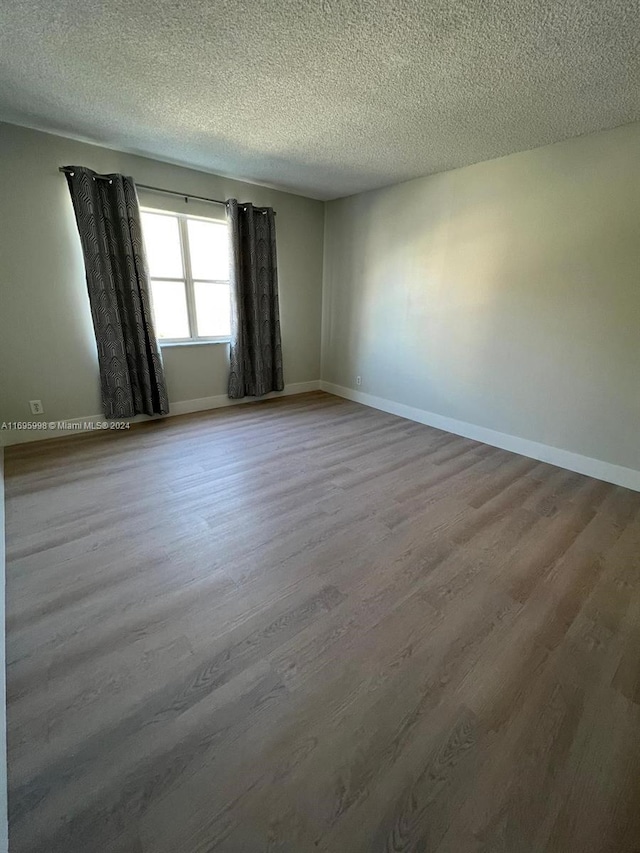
[159,339,230,348]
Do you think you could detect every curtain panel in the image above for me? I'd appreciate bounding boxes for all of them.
[64,166,169,418]
[226,199,284,399]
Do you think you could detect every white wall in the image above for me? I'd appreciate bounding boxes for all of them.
[322,121,640,474]
[0,123,325,428]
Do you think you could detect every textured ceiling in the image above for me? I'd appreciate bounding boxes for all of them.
[0,0,639,199]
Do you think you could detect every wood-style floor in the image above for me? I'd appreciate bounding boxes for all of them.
[4,391,640,853]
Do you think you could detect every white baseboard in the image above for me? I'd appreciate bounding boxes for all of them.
[320,381,640,492]
[0,381,321,447]
[168,381,321,415]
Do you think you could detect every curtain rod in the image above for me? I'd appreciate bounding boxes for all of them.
[141,184,229,206]
[58,167,276,214]
[59,166,226,206]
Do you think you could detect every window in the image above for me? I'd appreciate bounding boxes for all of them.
[140,208,231,343]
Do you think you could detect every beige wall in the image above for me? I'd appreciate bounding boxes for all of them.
[322,122,640,471]
[0,123,324,424]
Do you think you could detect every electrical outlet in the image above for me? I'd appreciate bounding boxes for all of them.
[356,376,362,386]
[29,400,44,415]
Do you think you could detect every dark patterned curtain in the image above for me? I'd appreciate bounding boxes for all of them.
[64,166,169,418]
[226,199,284,399]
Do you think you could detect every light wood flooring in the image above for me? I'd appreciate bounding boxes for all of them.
[4,391,640,852]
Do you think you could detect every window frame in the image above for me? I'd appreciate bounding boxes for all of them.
[141,207,231,346]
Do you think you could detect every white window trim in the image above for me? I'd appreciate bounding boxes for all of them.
[142,207,231,345]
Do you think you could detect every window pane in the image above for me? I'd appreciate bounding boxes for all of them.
[194,281,231,337]
[150,280,190,338]
[187,219,229,280]
[141,212,183,278]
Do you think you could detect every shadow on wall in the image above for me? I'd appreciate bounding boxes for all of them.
[57,175,101,371]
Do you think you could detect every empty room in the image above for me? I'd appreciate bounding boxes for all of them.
[1,1,639,851]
